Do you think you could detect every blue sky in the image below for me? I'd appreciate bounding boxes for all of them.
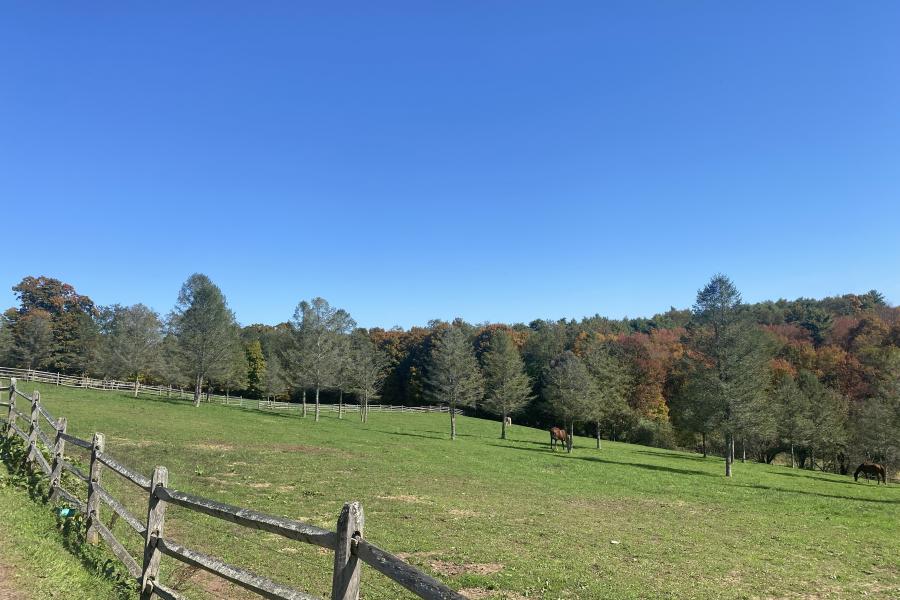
[2,2,898,328]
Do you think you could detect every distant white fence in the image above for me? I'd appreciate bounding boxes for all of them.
[0,367,452,414]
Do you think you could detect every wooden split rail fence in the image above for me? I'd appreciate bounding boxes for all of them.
[0,367,457,415]
[0,377,467,600]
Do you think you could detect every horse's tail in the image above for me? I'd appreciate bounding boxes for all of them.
[854,464,861,481]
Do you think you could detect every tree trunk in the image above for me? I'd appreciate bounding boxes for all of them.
[725,433,733,477]
[567,421,574,453]
[701,432,707,457]
[501,409,507,440]
[134,377,139,398]
[596,420,601,449]
[361,392,367,423]
[193,375,202,407]
[450,401,457,440]
[791,443,796,469]
[338,389,343,419]
[315,386,320,422]
[302,388,307,417]
[741,438,746,463]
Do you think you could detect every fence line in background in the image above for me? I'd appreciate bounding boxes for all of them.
[0,377,467,600]
[0,367,455,416]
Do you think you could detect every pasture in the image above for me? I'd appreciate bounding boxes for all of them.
[2,381,898,599]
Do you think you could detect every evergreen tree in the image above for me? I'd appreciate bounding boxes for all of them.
[543,351,594,453]
[774,371,812,468]
[427,325,483,440]
[481,330,532,439]
[244,340,267,398]
[581,338,632,449]
[168,274,241,407]
[689,274,770,476]
[798,370,847,470]
[292,297,355,422]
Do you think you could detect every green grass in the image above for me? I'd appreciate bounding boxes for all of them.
[0,462,134,599]
[2,380,899,599]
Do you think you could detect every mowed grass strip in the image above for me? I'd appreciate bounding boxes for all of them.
[6,380,899,599]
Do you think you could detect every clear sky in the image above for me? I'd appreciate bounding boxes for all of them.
[2,2,898,329]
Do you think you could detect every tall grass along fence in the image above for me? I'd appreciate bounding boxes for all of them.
[0,367,456,415]
[0,377,467,600]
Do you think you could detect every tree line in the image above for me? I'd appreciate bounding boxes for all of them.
[1,273,897,477]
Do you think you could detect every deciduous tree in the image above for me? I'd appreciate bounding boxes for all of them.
[347,329,389,423]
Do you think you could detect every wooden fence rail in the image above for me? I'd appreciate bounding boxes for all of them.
[1,377,467,600]
[0,366,458,416]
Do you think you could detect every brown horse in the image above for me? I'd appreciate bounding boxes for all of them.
[549,427,568,451]
[854,462,886,484]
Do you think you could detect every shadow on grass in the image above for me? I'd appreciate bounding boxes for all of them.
[734,482,898,504]
[368,429,448,441]
[0,436,136,599]
[635,449,708,462]
[485,442,718,478]
[769,470,861,487]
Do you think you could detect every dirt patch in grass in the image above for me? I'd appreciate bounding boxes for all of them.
[109,436,155,448]
[171,564,257,599]
[248,482,271,489]
[190,442,235,452]
[396,550,442,561]
[0,562,28,600]
[448,508,480,517]
[376,494,429,504]
[429,561,503,576]
[460,588,527,600]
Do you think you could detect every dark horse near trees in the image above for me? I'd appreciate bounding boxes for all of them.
[549,427,568,451]
[854,462,887,484]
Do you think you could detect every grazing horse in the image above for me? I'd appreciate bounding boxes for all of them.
[549,426,568,451]
[854,462,887,484]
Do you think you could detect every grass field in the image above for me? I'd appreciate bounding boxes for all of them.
[1,380,898,600]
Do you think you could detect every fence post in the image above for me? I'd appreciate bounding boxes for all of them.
[49,417,67,501]
[331,501,364,600]
[6,378,15,438]
[140,466,168,600]
[56,372,60,386]
[86,432,106,545]
[26,390,40,464]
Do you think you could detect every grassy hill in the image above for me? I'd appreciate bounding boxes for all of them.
[2,380,898,599]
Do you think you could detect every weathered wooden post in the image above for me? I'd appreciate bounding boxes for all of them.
[49,417,67,501]
[332,501,364,600]
[6,378,16,438]
[86,433,106,545]
[140,466,168,600]
[26,390,40,464]
[56,372,60,386]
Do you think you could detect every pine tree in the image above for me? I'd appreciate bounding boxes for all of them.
[482,330,532,439]
[292,298,355,422]
[168,274,241,407]
[543,351,594,453]
[427,326,483,440]
[581,339,632,449]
